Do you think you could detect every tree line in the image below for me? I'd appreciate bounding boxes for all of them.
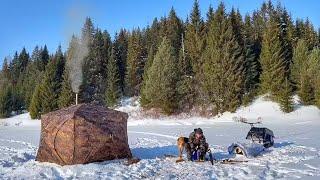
[0,0,320,119]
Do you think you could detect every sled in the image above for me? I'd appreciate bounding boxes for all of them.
[125,158,141,166]
[246,127,274,148]
[218,159,248,164]
[235,117,275,148]
[228,142,265,158]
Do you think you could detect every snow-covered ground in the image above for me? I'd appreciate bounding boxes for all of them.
[0,96,320,179]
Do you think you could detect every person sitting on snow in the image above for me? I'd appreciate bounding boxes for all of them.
[186,128,208,161]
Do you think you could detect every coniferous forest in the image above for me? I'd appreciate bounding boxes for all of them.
[1,0,320,119]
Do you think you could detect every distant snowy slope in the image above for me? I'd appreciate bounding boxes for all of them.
[115,95,320,126]
[1,95,319,128]
[0,113,40,127]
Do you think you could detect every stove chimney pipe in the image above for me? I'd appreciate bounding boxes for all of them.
[76,93,78,105]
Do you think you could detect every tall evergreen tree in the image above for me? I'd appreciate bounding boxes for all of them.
[294,48,320,105]
[298,72,314,105]
[202,3,245,113]
[58,67,74,108]
[206,4,214,26]
[308,48,320,83]
[18,48,30,74]
[21,46,45,108]
[30,46,65,117]
[82,17,95,44]
[277,5,293,78]
[184,0,206,105]
[42,47,65,113]
[278,78,294,113]
[165,7,183,57]
[303,19,318,50]
[82,27,111,104]
[243,14,260,94]
[21,62,43,109]
[140,46,155,106]
[315,73,320,108]
[0,85,13,118]
[39,45,50,71]
[114,29,128,94]
[29,84,42,119]
[259,14,286,99]
[185,0,205,72]
[141,37,178,114]
[9,52,20,84]
[0,58,10,88]
[105,48,120,107]
[126,29,146,96]
[230,8,244,47]
[291,39,309,86]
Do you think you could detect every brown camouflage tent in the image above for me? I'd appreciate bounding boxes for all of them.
[36,104,132,165]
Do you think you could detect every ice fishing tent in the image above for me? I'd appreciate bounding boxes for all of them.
[36,104,132,166]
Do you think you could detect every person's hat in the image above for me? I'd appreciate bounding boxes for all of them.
[195,128,203,134]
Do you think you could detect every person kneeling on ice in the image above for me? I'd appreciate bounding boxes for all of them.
[186,128,208,161]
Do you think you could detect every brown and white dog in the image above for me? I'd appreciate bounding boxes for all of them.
[177,136,189,161]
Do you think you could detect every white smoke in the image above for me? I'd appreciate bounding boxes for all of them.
[67,37,88,93]
[64,4,90,94]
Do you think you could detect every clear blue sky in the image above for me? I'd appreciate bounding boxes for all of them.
[0,0,319,65]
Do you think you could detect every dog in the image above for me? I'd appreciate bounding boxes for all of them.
[177,136,189,161]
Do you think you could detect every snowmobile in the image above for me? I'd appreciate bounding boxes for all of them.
[228,118,274,158]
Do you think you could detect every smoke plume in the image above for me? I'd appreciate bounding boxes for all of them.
[67,37,88,93]
[64,4,90,94]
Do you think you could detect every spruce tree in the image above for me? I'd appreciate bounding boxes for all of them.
[277,6,293,78]
[206,4,214,26]
[243,14,260,94]
[185,0,205,72]
[82,17,95,44]
[303,19,318,50]
[29,84,42,119]
[125,29,146,96]
[278,78,294,113]
[114,29,128,94]
[140,37,178,114]
[31,46,41,71]
[10,52,20,83]
[202,3,245,113]
[35,47,65,114]
[22,62,43,109]
[39,45,49,71]
[314,74,320,108]
[308,48,320,83]
[296,48,319,105]
[259,15,286,98]
[230,8,244,48]
[18,47,30,74]
[1,58,11,87]
[82,28,111,104]
[184,0,205,105]
[58,67,74,108]
[165,7,183,57]
[291,39,309,86]
[176,44,195,110]
[140,46,155,106]
[0,85,13,118]
[298,72,314,105]
[105,48,120,107]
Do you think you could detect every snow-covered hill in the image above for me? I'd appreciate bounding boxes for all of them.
[0,96,319,179]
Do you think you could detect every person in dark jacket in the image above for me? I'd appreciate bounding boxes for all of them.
[186,128,208,161]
